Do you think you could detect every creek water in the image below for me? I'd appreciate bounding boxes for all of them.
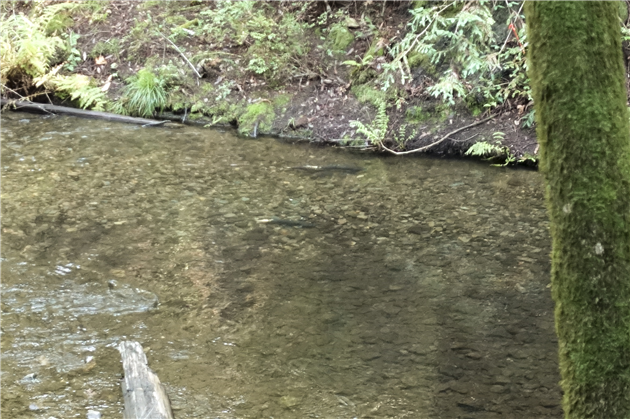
[1,112,561,419]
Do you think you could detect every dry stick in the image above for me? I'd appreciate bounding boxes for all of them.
[155,30,201,79]
[381,115,496,156]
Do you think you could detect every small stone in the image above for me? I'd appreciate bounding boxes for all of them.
[292,116,309,129]
[87,410,101,419]
[346,17,360,28]
[280,395,300,408]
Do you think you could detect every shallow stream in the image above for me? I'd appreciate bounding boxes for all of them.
[1,112,561,418]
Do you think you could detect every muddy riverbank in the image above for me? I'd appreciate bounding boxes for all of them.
[1,1,543,163]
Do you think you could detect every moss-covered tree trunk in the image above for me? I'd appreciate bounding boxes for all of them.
[525,2,630,418]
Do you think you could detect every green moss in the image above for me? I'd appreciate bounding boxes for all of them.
[412,1,428,8]
[327,24,354,53]
[405,106,429,123]
[408,52,438,77]
[405,103,451,124]
[351,84,387,107]
[238,101,274,136]
[273,94,292,109]
[526,2,630,417]
[619,1,629,22]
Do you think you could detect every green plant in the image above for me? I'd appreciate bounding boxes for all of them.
[464,132,516,166]
[52,74,107,110]
[349,101,389,148]
[90,39,121,59]
[0,2,92,99]
[1,12,64,87]
[63,31,82,71]
[123,68,168,117]
[198,2,311,81]
[521,108,535,128]
[375,1,531,111]
[465,140,504,157]
[391,124,418,150]
[385,1,494,97]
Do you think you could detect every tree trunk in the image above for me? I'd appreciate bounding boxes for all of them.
[525,2,630,418]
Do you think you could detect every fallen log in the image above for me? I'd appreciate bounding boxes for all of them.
[118,341,174,419]
[0,99,171,127]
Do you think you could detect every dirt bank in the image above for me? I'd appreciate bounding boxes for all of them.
[2,1,544,163]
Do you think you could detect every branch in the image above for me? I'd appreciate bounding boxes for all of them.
[381,115,496,155]
[155,30,201,79]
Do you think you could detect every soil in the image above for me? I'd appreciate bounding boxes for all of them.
[11,1,539,162]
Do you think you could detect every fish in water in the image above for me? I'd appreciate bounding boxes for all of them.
[256,217,315,228]
[290,165,363,175]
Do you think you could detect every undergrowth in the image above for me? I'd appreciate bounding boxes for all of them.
[379,0,531,110]
[0,1,107,109]
[197,2,312,82]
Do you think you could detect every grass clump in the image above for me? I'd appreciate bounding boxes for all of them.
[123,68,167,117]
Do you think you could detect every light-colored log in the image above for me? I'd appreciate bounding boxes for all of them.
[118,341,174,419]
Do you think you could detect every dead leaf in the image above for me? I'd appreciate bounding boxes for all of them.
[101,75,112,92]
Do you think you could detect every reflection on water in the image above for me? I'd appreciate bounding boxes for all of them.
[1,112,560,418]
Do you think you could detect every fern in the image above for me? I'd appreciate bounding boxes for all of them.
[1,13,64,83]
[465,141,504,157]
[1,2,82,93]
[349,101,389,147]
[384,1,494,100]
[465,140,516,166]
[52,74,108,111]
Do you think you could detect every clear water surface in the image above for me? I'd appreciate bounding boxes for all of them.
[1,112,561,418]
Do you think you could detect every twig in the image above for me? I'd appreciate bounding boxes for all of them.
[381,115,496,155]
[155,30,201,79]
[448,133,479,143]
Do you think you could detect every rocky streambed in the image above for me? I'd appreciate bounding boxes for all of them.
[1,112,559,418]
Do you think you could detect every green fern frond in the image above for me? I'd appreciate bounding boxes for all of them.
[52,74,107,111]
[1,13,64,82]
[349,101,389,147]
[465,141,504,157]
